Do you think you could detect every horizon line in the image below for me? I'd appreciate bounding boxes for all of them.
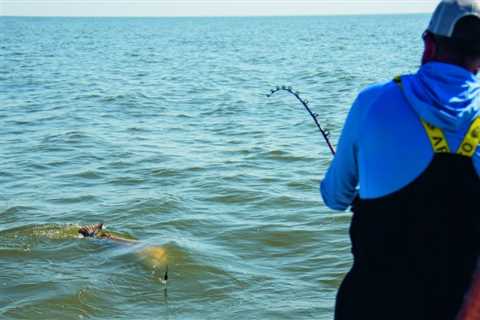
[0,11,432,18]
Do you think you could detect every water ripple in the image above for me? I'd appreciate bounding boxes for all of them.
[1,15,427,320]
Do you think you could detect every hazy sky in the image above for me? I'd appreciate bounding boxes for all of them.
[2,0,439,17]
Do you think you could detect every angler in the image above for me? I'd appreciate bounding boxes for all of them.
[320,1,480,319]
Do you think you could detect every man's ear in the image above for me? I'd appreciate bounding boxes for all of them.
[422,32,437,65]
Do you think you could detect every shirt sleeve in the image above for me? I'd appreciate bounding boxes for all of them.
[320,95,363,211]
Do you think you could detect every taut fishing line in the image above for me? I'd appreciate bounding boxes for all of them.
[266,86,336,156]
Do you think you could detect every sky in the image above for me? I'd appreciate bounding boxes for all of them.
[1,0,439,17]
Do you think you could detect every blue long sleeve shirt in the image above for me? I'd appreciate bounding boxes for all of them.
[321,62,480,211]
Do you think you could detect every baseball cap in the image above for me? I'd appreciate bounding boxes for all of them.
[428,0,480,38]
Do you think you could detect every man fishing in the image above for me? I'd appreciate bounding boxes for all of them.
[320,1,480,319]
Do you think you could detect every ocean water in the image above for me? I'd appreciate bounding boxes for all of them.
[1,15,428,319]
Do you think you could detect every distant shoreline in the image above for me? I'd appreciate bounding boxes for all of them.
[0,12,430,19]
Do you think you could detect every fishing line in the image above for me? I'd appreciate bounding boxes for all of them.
[266,86,336,156]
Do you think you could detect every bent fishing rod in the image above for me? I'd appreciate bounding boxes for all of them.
[266,86,336,156]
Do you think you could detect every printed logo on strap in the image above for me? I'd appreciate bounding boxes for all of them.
[421,120,451,154]
[457,118,480,158]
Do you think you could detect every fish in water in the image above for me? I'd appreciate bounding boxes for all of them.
[78,223,168,283]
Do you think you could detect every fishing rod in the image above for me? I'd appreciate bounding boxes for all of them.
[266,86,336,156]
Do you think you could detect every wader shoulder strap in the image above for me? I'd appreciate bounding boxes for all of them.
[420,121,451,153]
[394,76,450,154]
[457,118,480,158]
